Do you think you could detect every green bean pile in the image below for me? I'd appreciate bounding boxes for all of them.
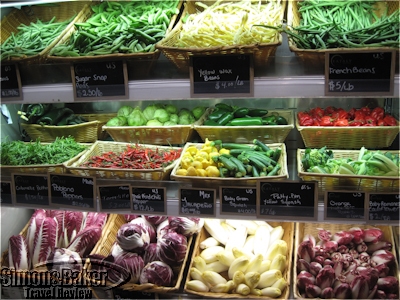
[1,16,74,61]
[287,0,400,49]
[50,0,180,57]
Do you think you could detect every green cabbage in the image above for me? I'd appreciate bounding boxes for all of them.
[117,105,133,118]
[163,120,178,126]
[191,106,206,120]
[146,119,163,126]
[106,116,127,126]
[169,114,179,124]
[153,108,169,123]
[143,104,158,121]
[127,107,147,126]
[165,104,178,115]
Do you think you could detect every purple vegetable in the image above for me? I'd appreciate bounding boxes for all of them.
[124,214,139,222]
[363,228,383,243]
[297,240,315,263]
[317,228,332,242]
[143,215,167,226]
[332,231,354,245]
[47,210,65,243]
[117,222,151,253]
[130,217,157,242]
[32,217,58,267]
[320,287,334,299]
[47,247,82,272]
[113,251,144,284]
[377,276,399,294]
[139,261,174,286]
[83,212,108,229]
[67,225,102,257]
[296,258,310,273]
[356,242,368,253]
[168,217,204,237]
[62,211,84,248]
[8,235,30,270]
[367,240,392,254]
[351,274,369,299]
[156,231,187,267]
[309,261,322,276]
[143,243,159,265]
[322,240,338,253]
[156,218,173,237]
[348,227,365,244]
[316,266,335,290]
[27,209,47,257]
[370,249,395,267]
[297,271,315,290]
[334,282,352,299]
[305,283,321,298]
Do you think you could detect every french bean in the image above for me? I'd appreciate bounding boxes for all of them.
[50,0,180,57]
[287,0,399,49]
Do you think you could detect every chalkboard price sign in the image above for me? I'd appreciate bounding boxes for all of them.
[98,185,131,211]
[220,187,256,215]
[13,174,49,207]
[179,188,215,217]
[325,191,366,221]
[190,54,253,97]
[72,60,128,100]
[257,181,317,220]
[368,192,399,223]
[325,50,395,96]
[1,181,13,205]
[49,174,96,210]
[132,186,166,214]
[1,64,22,100]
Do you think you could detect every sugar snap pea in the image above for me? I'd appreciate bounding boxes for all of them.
[50,0,180,57]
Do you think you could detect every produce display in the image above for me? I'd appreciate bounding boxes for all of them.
[287,1,400,49]
[7,209,107,271]
[186,219,289,297]
[301,146,399,177]
[297,106,398,127]
[174,139,283,178]
[19,104,88,126]
[177,0,283,47]
[202,103,288,126]
[79,143,182,169]
[106,104,206,127]
[296,226,399,299]
[0,136,87,166]
[90,215,203,287]
[1,16,75,60]
[50,0,180,57]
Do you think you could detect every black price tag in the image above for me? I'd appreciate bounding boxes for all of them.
[257,181,318,220]
[220,187,256,215]
[72,60,128,100]
[325,50,395,96]
[325,191,366,221]
[12,174,49,207]
[368,192,399,223]
[190,54,253,97]
[179,188,216,217]
[49,174,96,210]
[1,64,22,100]
[1,181,13,205]
[98,185,131,211]
[132,186,166,214]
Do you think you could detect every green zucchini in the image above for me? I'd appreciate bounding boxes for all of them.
[221,143,256,150]
[218,155,237,172]
[229,156,247,176]
[248,109,268,117]
[253,139,270,152]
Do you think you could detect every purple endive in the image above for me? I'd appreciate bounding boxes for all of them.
[305,283,321,298]
[350,274,369,299]
[320,287,334,299]
[130,217,157,242]
[297,240,315,263]
[117,222,151,253]
[142,243,159,265]
[143,215,167,226]
[332,230,354,245]
[156,231,187,267]
[297,271,315,291]
[139,260,174,286]
[367,240,392,254]
[315,266,335,290]
[334,282,352,299]
[377,276,399,295]
[363,228,383,243]
[370,249,395,267]
[67,225,102,257]
[8,235,30,270]
[111,251,144,284]
[46,247,82,273]
[167,217,204,237]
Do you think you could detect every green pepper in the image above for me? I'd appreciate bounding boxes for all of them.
[25,104,52,120]
[248,109,268,117]
[263,115,277,125]
[207,109,229,121]
[203,119,219,126]
[38,108,74,126]
[217,111,235,125]
[233,108,249,118]
[230,117,264,126]
[215,103,233,111]
[276,116,288,125]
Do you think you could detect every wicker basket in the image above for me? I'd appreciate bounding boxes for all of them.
[156,0,286,73]
[184,221,294,299]
[287,0,400,69]
[21,113,115,143]
[170,142,288,187]
[296,116,400,149]
[297,148,400,195]
[45,1,182,76]
[1,2,89,64]
[84,214,196,293]
[293,223,398,299]
[195,109,294,144]
[65,141,181,180]
[0,145,88,176]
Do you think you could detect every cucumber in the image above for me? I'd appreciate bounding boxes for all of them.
[253,139,270,152]
[272,148,282,162]
[218,155,238,172]
[244,150,277,166]
[229,156,247,176]
[221,143,256,150]
[248,156,267,172]
[267,163,281,176]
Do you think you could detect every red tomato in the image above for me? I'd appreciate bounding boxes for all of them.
[320,116,333,126]
[334,118,349,126]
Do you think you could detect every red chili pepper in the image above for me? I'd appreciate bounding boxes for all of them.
[297,112,314,126]
[383,115,397,126]
[320,116,334,126]
[371,107,385,120]
[360,106,371,116]
[349,120,363,126]
[364,116,377,126]
[334,118,349,126]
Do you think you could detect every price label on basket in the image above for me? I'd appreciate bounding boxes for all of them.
[49,174,96,210]
[179,188,216,217]
[12,174,49,207]
[98,184,131,212]
[368,192,399,224]
[1,181,13,206]
[71,60,128,100]
[132,186,166,214]
[325,50,395,96]
[220,186,257,216]
[1,64,22,100]
[257,181,318,220]
[324,190,366,221]
[190,54,254,97]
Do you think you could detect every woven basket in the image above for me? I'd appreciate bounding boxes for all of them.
[184,222,294,299]
[1,2,89,64]
[287,0,400,69]
[65,141,181,180]
[84,214,196,293]
[296,116,400,149]
[156,0,286,73]
[46,1,182,76]
[195,109,294,144]
[170,142,288,187]
[293,223,398,299]
[297,149,400,195]
[0,144,88,176]
[21,113,114,143]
